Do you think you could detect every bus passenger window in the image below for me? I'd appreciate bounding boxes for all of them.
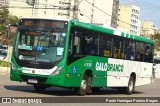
[135,42,144,61]
[69,27,83,55]
[124,41,135,60]
[85,33,98,55]
[85,38,96,55]
[99,35,112,57]
[144,44,152,62]
[113,38,124,59]
[73,36,81,54]
[103,40,111,57]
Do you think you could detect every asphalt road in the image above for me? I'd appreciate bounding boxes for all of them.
[0,75,160,106]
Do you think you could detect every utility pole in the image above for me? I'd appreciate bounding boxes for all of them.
[73,0,78,19]
[90,0,95,23]
[44,0,47,16]
[111,0,119,28]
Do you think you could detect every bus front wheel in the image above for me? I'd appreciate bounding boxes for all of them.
[74,75,89,96]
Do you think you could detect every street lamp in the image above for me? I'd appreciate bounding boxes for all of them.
[26,0,35,17]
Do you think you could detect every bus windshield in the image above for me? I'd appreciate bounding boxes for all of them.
[14,19,68,63]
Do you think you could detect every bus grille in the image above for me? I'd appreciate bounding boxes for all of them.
[20,75,48,84]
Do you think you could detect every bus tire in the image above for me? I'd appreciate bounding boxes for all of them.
[74,75,88,96]
[33,85,47,92]
[126,76,135,95]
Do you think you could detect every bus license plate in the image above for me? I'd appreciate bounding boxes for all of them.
[28,79,38,84]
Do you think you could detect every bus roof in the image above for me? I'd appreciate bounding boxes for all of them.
[20,17,70,22]
[18,18,154,44]
[70,20,154,44]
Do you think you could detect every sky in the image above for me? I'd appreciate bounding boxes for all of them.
[120,0,160,28]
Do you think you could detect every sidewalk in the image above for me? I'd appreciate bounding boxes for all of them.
[0,66,10,75]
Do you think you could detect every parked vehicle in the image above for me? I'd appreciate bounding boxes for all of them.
[0,50,8,61]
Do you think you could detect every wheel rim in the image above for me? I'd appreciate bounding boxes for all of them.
[81,79,87,90]
[129,80,133,92]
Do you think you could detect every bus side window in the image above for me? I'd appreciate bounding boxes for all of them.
[135,42,144,61]
[144,44,152,62]
[124,41,135,60]
[69,27,83,55]
[99,35,112,57]
[103,40,111,57]
[113,37,124,59]
[73,36,81,54]
[84,32,98,55]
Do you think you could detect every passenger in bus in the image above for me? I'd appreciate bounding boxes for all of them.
[103,41,111,57]
[136,52,141,61]
[145,45,151,62]
[125,44,134,60]
[145,46,150,54]
[85,38,97,55]
[140,49,144,61]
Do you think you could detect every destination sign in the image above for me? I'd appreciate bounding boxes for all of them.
[22,19,67,28]
[25,31,39,36]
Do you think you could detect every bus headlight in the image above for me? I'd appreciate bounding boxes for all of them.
[51,66,64,76]
[11,62,17,71]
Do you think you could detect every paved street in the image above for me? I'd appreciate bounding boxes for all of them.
[0,75,160,106]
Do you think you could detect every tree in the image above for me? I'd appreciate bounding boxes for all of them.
[150,33,160,55]
[0,24,7,37]
[8,15,19,25]
[0,6,9,24]
[0,6,19,45]
[0,6,9,37]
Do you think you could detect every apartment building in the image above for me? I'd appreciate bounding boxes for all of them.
[0,0,9,6]
[118,4,140,35]
[141,20,158,37]
[9,0,33,17]
[8,0,117,26]
[33,0,114,25]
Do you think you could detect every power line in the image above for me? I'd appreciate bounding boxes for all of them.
[126,0,160,9]
[84,0,157,30]
[140,0,160,7]
[85,0,112,17]
[7,0,158,30]
[78,0,84,5]
[78,9,103,23]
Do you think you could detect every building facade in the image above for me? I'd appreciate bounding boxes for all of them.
[9,0,33,17]
[0,0,9,6]
[33,0,114,25]
[141,20,158,37]
[8,0,116,26]
[118,4,140,35]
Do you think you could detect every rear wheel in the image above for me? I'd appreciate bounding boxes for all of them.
[126,76,135,95]
[117,76,135,95]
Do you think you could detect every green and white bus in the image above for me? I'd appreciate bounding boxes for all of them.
[10,17,154,96]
